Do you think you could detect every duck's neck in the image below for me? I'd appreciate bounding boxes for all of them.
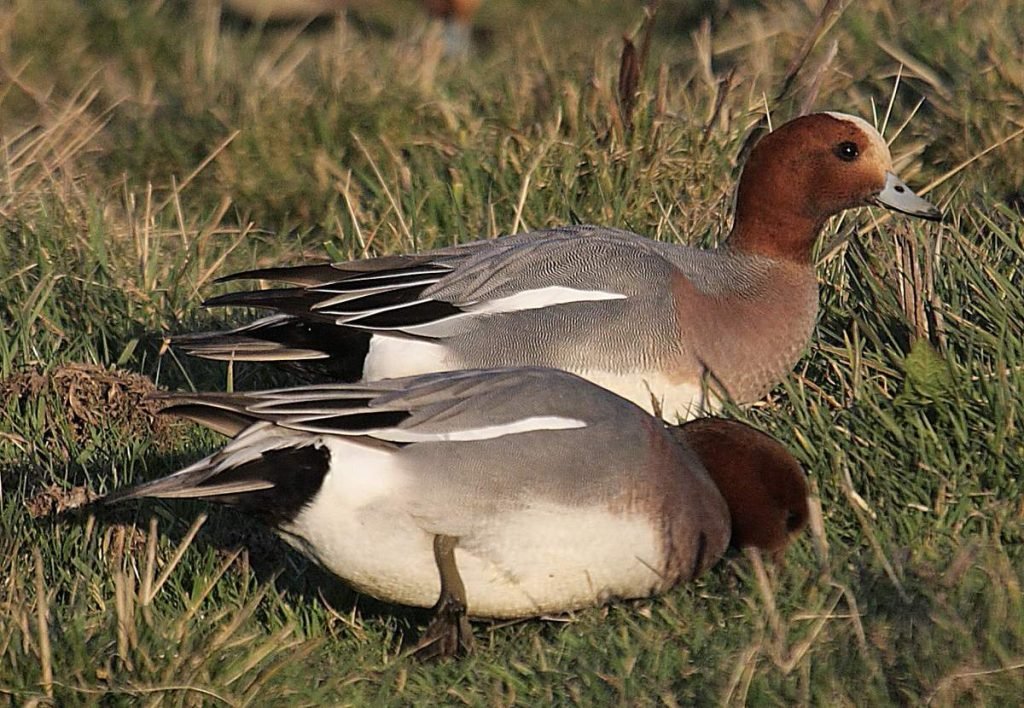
[722,146,827,264]
[723,205,823,265]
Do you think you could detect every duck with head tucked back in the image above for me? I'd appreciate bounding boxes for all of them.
[100,367,809,658]
[177,112,941,421]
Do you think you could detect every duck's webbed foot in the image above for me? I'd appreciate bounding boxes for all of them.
[412,534,476,660]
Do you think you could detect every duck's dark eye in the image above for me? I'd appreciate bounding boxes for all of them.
[835,141,860,162]
[785,510,804,532]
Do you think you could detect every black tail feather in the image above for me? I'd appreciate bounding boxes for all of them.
[174,320,372,381]
[103,445,333,527]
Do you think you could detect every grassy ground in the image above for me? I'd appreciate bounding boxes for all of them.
[1,0,1023,703]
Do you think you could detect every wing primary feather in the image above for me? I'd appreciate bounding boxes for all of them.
[289,410,412,433]
[310,270,450,293]
[172,317,372,380]
[203,287,327,312]
[216,262,451,287]
[345,300,463,328]
[159,403,255,437]
[215,263,342,286]
[314,283,431,315]
[246,396,375,413]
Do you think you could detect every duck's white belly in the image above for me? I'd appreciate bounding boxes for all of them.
[453,505,667,617]
[286,494,668,619]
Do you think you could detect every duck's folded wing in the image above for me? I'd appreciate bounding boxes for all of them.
[222,367,617,442]
[175,226,678,362]
[100,369,650,522]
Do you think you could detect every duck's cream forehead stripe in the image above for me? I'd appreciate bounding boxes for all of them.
[822,111,892,165]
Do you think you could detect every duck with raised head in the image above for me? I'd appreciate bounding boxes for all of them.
[177,113,941,420]
[101,367,809,658]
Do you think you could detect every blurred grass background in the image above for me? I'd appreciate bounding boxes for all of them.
[1,0,1023,704]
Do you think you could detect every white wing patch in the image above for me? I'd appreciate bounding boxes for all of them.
[378,415,587,443]
[466,286,627,315]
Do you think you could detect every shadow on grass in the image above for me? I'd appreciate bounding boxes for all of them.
[50,464,436,646]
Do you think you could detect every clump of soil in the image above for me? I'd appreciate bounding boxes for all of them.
[0,363,183,459]
[24,483,97,517]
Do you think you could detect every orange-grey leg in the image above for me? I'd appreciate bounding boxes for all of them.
[413,534,475,660]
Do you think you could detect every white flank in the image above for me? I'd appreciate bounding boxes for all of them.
[283,441,434,610]
[579,370,717,421]
[467,286,627,315]
[378,415,586,443]
[316,437,408,509]
[362,334,451,379]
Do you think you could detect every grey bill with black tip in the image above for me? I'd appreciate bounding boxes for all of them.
[874,172,942,221]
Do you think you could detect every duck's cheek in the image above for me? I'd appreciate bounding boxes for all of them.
[847,161,892,207]
[830,178,886,214]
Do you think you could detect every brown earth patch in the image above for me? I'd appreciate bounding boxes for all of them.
[24,483,97,517]
[0,363,184,460]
